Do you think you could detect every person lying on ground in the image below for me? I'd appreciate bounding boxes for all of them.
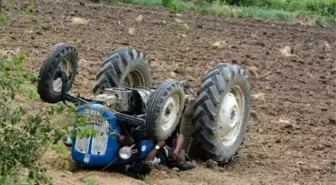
[145,131,197,171]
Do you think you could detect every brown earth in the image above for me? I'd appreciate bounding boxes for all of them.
[1,0,336,184]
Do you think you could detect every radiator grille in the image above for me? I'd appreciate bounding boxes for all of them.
[74,109,110,155]
[91,120,109,155]
[74,124,92,153]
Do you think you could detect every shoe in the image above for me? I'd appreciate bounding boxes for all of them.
[178,161,197,170]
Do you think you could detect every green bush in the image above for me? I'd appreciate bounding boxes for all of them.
[224,0,336,16]
[0,52,63,184]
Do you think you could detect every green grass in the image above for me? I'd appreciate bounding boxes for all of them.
[93,0,335,26]
[0,14,5,25]
[231,0,336,17]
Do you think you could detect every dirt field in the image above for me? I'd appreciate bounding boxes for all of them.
[1,0,335,184]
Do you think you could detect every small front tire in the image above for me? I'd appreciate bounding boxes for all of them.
[37,43,78,103]
[145,79,185,141]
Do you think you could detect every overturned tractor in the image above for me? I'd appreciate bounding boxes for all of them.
[37,43,251,174]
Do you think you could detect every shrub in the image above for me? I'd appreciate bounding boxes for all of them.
[0,52,63,184]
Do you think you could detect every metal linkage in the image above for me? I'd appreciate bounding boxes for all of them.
[58,71,145,127]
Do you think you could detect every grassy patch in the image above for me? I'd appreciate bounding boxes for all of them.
[0,14,5,25]
[91,0,335,26]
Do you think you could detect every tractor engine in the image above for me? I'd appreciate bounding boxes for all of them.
[92,87,154,115]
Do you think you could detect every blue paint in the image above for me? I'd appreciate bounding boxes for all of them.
[70,103,155,168]
[139,140,154,158]
[71,104,120,168]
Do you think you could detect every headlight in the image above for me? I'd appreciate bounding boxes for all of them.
[63,134,72,147]
[119,146,132,160]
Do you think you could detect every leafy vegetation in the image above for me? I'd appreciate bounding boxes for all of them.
[224,0,335,17]
[0,14,5,25]
[83,178,100,185]
[0,49,118,183]
[0,52,66,184]
[89,0,335,25]
[26,5,35,14]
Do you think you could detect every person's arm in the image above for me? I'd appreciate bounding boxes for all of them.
[145,140,165,162]
[145,149,158,161]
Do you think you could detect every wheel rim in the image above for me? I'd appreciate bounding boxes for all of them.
[218,85,245,147]
[123,70,146,87]
[159,94,180,132]
[53,57,73,92]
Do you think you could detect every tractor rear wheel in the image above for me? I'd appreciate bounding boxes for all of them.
[93,48,152,94]
[190,64,251,165]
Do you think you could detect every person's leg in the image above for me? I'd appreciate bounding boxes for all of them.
[177,149,186,161]
[170,135,196,170]
[173,134,184,154]
[170,134,184,161]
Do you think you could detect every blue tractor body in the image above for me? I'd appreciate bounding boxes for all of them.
[70,104,154,168]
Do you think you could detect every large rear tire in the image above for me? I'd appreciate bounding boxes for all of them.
[93,48,152,94]
[190,64,251,165]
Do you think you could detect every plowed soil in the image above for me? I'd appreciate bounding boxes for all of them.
[1,0,335,184]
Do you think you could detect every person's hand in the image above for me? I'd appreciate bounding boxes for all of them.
[157,140,165,148]
[171,150,179,161]
[145,152,156,161]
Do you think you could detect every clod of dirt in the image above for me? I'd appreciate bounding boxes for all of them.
[135,15,143,22]
[255,41,266,47]
[280,46,296,57]
[250,110,258,119]
[252,93,265,100]
[312,144,325,151]
[182,23,190,30]
[324,41,331,51]
[279,118,291,124]
[203,159,218,169]
[211,41,226,49]
[245,53,256,59]
[71,17,89,25]
[128,27,135,35]
[321,141,332,148]
[172,167,180,172]
[176,13,183,18]
[329,117,336,125]
[279,119,295,130]
[174,18,183,23]
[173,68,184,75]
[246,66,259,77]
[321,107,328,112]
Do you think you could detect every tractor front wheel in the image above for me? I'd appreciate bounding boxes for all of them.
[145,79,185,141]
[37,43,78,103]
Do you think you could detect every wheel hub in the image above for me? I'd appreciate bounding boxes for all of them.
[218,91,241,146]
[159,94,180,132]
[53,57,73,92]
